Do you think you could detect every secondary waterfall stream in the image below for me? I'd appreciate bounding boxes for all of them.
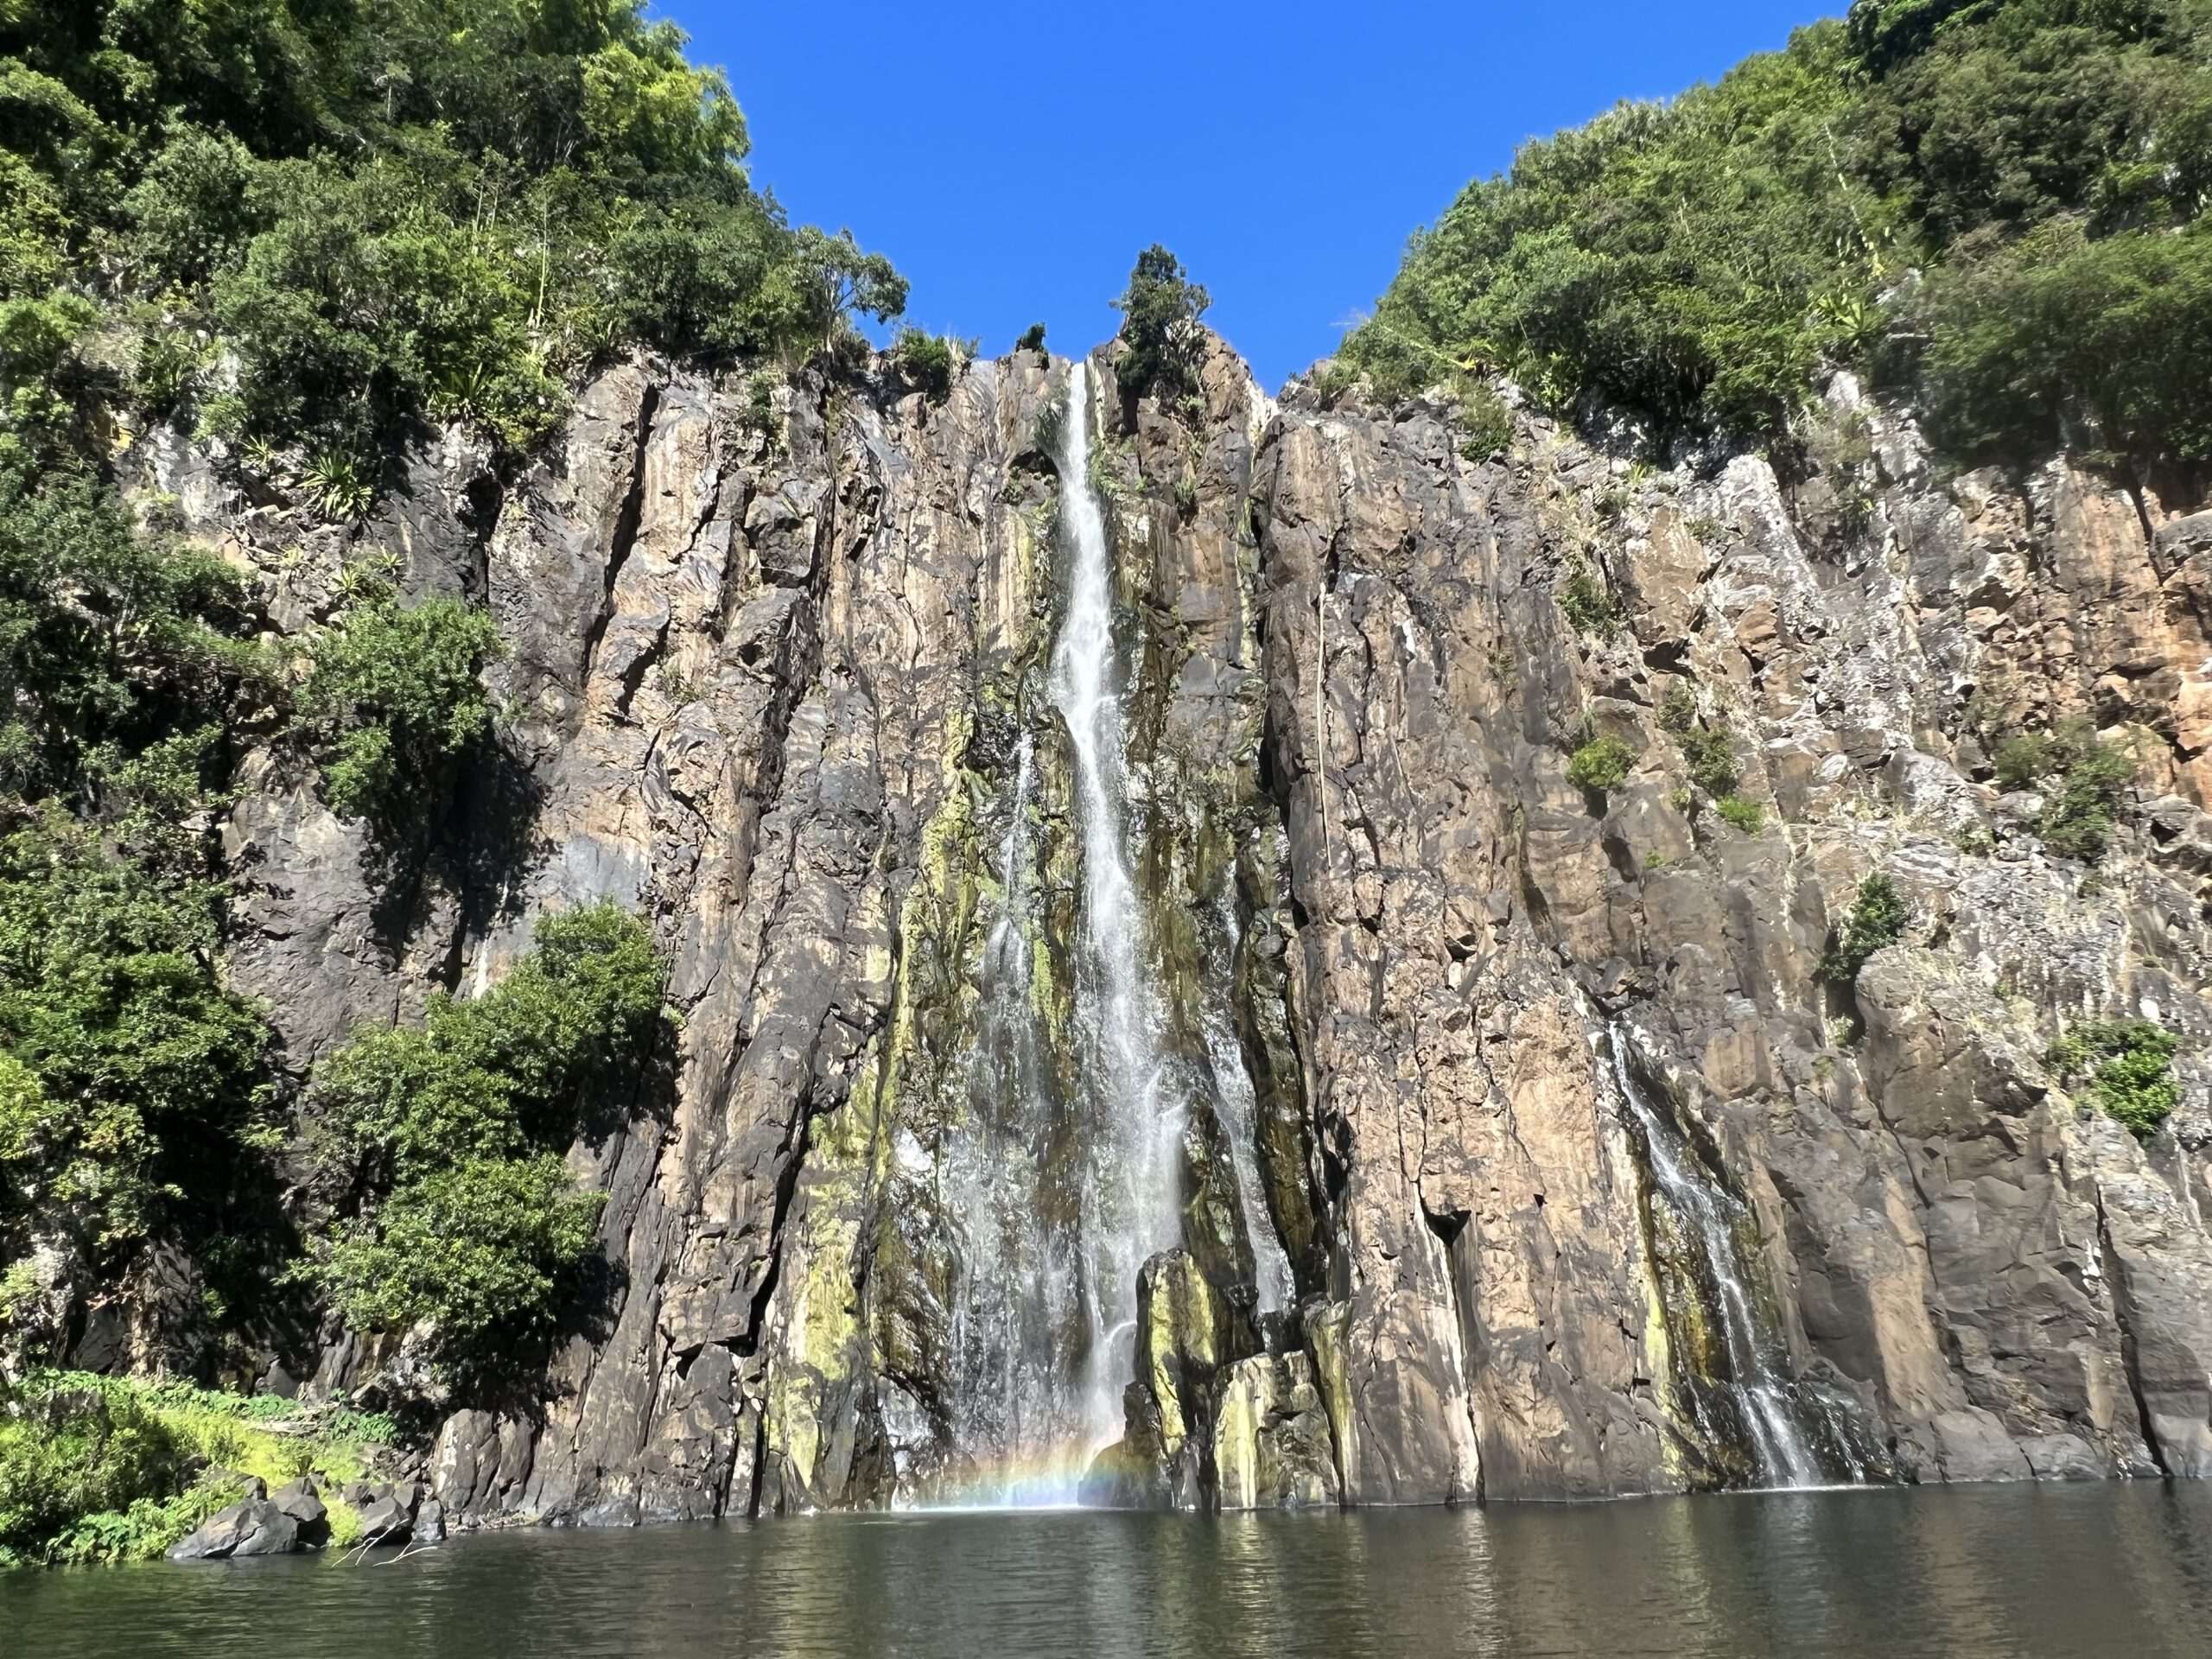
[1611,1027,1866,1489]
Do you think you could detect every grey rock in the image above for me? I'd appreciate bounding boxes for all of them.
[353,1494,412,1546]
[167,1498,301,1561]
[271,1477,329,1545]
[128,331,2212,1518]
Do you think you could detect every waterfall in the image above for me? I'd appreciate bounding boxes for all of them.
[1609,1029,1862,1489]
[939,735,1091,1503]
[1050,361,1184,1463]
[925,359,1294,1507]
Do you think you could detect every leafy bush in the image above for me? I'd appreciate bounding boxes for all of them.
[892,328,957,403]
[308,903,664,1372]
[0,1375,194,1565]
[1567,732,1636,794]
[1113,245,1211,403]
[2045,1018,2180,1138]
[1986,717,2136,861]
[0,810,270,1264]
[1656,681,1740,795]
[1716,795,1767,833]
[1820,872,1910,983]
[0,465,257,798]
[300,573,505,823]
[0,1368,391,1565]
[1922,221,2212,465]
[1676,726,1740,797]
[1015,322,1047,354]
[1345,3,2212,468]
[1559,567,1625,636]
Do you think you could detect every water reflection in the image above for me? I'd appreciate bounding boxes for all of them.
[5,1487,2211,1657]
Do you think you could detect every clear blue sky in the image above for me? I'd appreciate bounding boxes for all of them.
[673,2,1838,390]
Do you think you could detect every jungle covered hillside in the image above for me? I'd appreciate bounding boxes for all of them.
[1344,0,2212,473]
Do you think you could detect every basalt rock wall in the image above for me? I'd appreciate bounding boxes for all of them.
[124,331,2212,1516]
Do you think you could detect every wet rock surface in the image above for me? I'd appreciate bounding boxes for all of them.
[113,340,2212,1518]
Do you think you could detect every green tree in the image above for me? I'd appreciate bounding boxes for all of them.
[1820,872,1911,983]
[298,571,505,823]
[1113,245,1211,402]
[308,903,664,1372]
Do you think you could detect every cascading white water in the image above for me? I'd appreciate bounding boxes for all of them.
[925,360,1298,1507]
[938,735,1094,1503]
[1050,362,1185,1460]
[1610,1032,1841,1489]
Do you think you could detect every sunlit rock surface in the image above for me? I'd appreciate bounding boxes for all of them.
[133,337,2212,1517]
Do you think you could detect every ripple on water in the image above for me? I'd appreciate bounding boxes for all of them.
[6,1485,2212,1658]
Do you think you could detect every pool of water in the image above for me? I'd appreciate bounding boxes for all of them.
[7,1484,2212,1657]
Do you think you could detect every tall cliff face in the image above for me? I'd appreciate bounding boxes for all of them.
[130,332,2212,1516]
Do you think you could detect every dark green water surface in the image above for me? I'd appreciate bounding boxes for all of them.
[7,1484,2212,1657]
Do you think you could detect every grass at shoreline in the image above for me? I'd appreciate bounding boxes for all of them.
[0,1370,397,1567]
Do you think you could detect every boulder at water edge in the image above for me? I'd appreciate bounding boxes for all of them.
[167,1498,301,1561]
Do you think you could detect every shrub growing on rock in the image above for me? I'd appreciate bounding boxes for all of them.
[2045,1019,2180,1139]
[892,328,958,403]
[299,572,505,824]
[1567,732,1636,795]
[1716,795,1766,833]
[308,903,665,1374]
[1987,717,2137,862]
[1819,872,1910,983]
[1113,245,1211,403]
[1559,567,1625,637]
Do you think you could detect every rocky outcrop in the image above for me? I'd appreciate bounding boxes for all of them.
[114,328,2212,1518]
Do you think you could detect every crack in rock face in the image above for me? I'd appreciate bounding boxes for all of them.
[147,334,2212,1522]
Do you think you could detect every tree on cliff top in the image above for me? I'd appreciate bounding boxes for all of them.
[1113,245,1212,404]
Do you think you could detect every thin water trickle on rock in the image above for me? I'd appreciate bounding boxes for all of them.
[1611,1028,1860,1489]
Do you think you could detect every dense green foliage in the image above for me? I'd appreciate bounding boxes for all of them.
[1567,732,1636,795]
[2046,1018,2181,1136]
[1346,0,2212,467]
[1991,717,2138,860]
[0,465,260,800]
[300,569,505,821]
[890,327,958,403]
[308,903,664,1370]
[0,1369,391,1566]
[0,0,907,479]
[0,811,270,1262]
[1014,322,1046,355]
[0,1373,186,1566]
[1821,872,1912,983]
[1112,245,1211,404]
